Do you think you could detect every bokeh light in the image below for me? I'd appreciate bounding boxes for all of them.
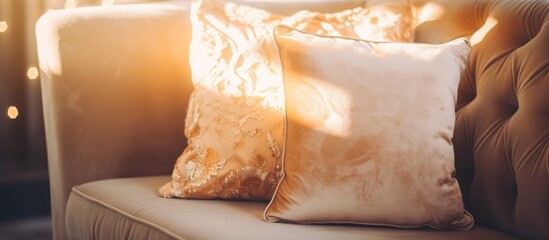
[7,106,19,119]
[27,67,39,80]
[0,21,7,32]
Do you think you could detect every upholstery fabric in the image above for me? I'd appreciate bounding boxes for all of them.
[67,176,519,240]
[36,0,549,239]
[159,0,414,200]
[265,26,473,230]
[399,0,549,238]
[35,3,193,239]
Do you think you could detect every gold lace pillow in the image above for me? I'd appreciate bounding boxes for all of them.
[264,26,474,230]
[159,0,414,200]
[282,2,413,42]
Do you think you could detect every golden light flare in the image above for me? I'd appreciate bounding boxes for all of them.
[471,17,498,46]
[285,76,352,138]
[417,3,446,25]
[7,106,19,119]
[0,21,7,33]
[65,0,78,9]
[27,67,39,80]
[102,0,114,6]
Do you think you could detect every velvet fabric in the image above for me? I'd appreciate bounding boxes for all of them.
[265,26,473,230]
[68,176,517,240]
[403,0,549,238]
[36,0,549,239]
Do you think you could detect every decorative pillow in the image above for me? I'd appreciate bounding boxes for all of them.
[159,0,414,200]
[264,25,474,230]
[282,2,413,42]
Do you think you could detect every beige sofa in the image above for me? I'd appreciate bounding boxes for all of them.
[36,0,548,239]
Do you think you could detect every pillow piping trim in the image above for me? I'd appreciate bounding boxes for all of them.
[263,25,473,231]
[263,23,290,224]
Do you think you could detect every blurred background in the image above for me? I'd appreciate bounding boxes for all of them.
[0,0,171,239]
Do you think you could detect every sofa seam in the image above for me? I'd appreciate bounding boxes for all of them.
[70,187,186,240]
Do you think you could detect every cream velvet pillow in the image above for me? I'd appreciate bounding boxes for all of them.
[264,26,474,230]
[159,0,414,200]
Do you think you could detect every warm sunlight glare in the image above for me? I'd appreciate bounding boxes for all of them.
[417,3,446,25]
[286,77,351,138]
[0,21,7,33]
[27,67,39,80]
[102,0,114,6]
[7,106,19,119]
[65,0,78,9]
[470,17,498,46]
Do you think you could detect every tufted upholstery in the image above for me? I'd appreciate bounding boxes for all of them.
[400,0,549,239]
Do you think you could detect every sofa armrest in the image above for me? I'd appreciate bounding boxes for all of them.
[36,2,192,239]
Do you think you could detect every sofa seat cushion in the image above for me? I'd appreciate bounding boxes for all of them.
[66,176,518,240]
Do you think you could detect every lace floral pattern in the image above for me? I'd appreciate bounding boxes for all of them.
[282,6,414,42]
[159,0,285,200]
